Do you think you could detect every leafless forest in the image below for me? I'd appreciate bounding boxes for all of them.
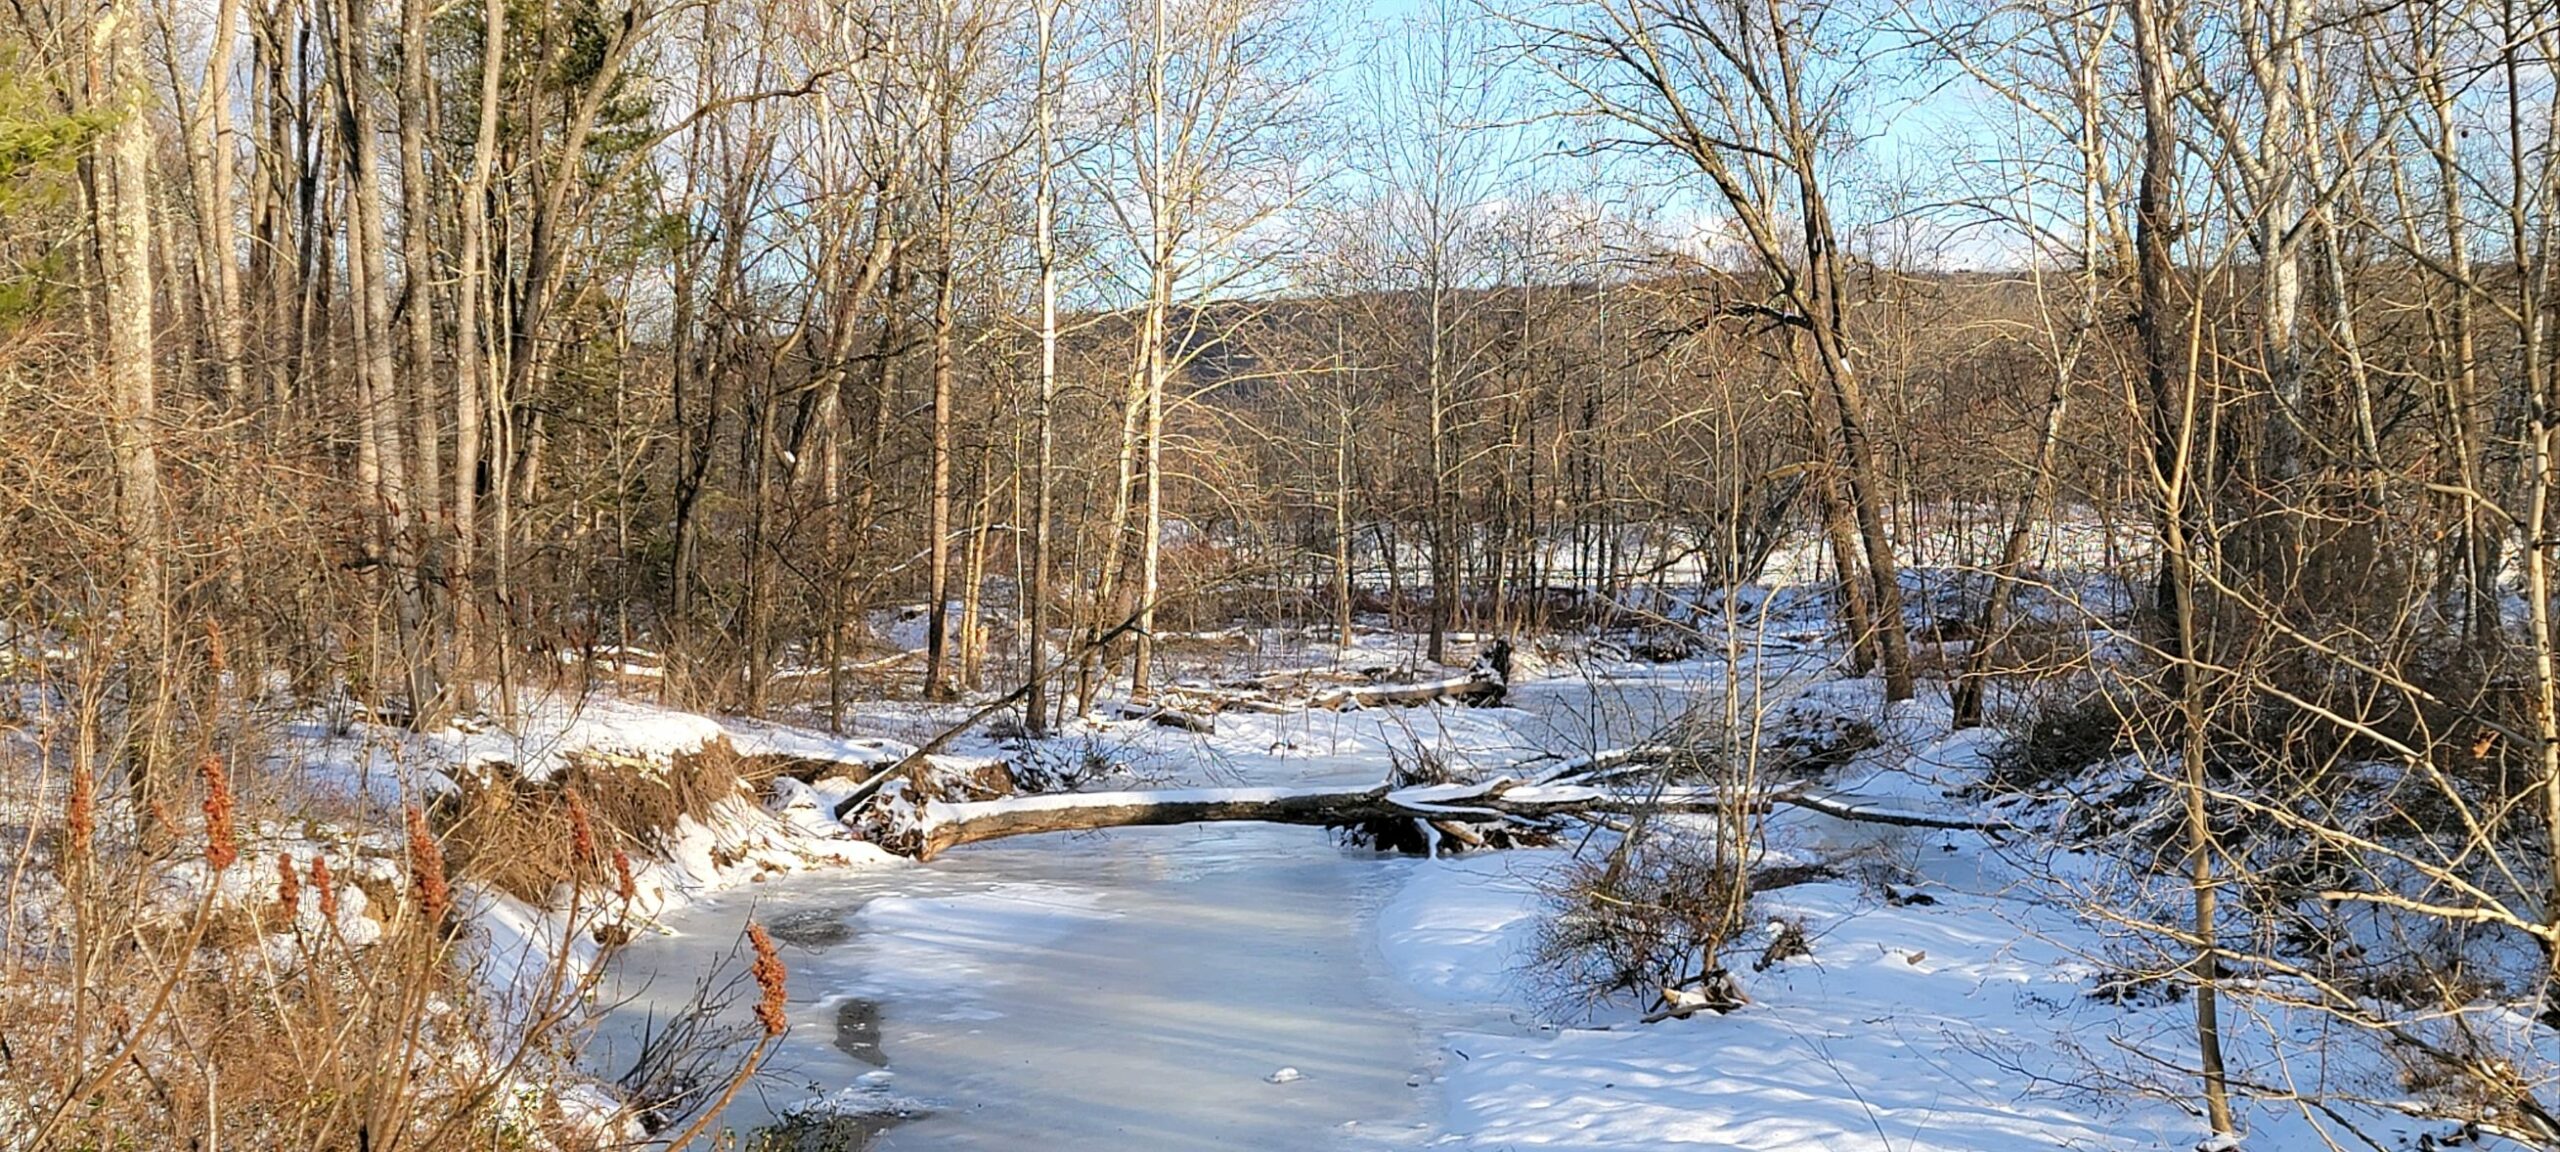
[8,0,2560,1146]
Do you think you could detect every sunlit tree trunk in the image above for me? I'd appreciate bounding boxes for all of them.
[1130,0,1170,701]
[184,0,248,405]
[397,0,442,713]
[99,0,170,802]
[330,0,433,717]
[450,0,502,710]
[1026,0,1060,734]
[925,203,958,700]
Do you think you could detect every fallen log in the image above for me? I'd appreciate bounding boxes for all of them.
[1311,672,1504,710]
[766,651,917,680]
[896,776,2013,860]
[1217,665,1368,692]
[1111,701,1217,733]
[1159,684,1303,715]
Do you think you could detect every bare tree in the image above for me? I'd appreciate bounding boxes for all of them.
[1349,0,1522,665]
[1026,0,1066,732]
[1522,0,1920,700]
[96,0,170,797]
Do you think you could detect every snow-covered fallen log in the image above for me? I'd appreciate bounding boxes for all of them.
[1528,744,1711,784]
[1215,665,1369,692]
[892,775,2012,860]
[1310,672,1504,710]
[1156,683,1303,715]
[1131,672,1502,719]
[1110,701,1217,732]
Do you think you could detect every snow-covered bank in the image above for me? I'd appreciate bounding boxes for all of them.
[1372,715,2514,1150]
[265,690,917,984]
[0,676,940,1148]
[1382,849,2159,1150]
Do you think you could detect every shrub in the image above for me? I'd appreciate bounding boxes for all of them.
[1988,682,2148,792]
[1529,835,1751,1016]
[439,737,748,903]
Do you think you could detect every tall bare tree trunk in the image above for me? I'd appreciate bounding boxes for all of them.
[815,228,896,728]
[922,1,963,703]
[1426,282,1454,665]
[247,5,304,415]
[1026,0,1058,735]
[1797,203,1913,701]
[1131,0,1170,701]
[852,241,904,577]
[2416,39,2499,650]
[1952,361,2071,728]
[331,0,433,718]
[494,3,639,711]
[1956,69,2101,728]
[959,450,996,689]
[397,0,442,713]
[1334,321,1357,651]
[2132,0,2234,1133]
[451,0,502,710]
[100,0,170,802]
[1079,361,1144,713]
[186,0,247,404]
[1136,294,1166,698]
[2497,0,2560,1009]
[925,219,957,701]
[744,358,773,715]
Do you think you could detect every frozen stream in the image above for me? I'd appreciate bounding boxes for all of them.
[598,672,1740,1150]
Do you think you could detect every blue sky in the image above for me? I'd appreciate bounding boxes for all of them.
[1305,0,2025,271]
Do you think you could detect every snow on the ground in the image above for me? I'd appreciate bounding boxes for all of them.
[259,688,907,921]
[0,674,916,1145]
[492,602,2530,1151]
[1376,853,1546,1007]
[718,714,914,767]
[1362,683,2507,1151]
[97,683,913,1114]
[429,692,726,782]
[258,688,732,814]
[1389,847,2159,1151]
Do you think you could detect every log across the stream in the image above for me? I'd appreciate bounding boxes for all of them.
[902,776,2013,860]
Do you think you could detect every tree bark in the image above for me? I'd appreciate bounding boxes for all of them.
[925,215,958,701]
[397,0,442,712]
[1131,0,1170,701]
[1334,322,1357,650]
[451,0,503,709]
[184,0,247,404]
[959,448,997,689]
[1027,0,1059,735]
[100,0,170,801]
[330,0,434,718]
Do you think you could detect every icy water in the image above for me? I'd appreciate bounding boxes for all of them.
[597,673,1735,1150]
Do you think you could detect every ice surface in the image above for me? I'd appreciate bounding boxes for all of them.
[601,819,1507,1149]
[595,690,1592,1149]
